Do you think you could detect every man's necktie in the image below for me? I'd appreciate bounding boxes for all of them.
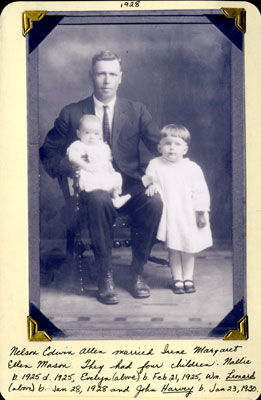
[102,105,110,145]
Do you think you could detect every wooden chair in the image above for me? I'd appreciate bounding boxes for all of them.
[65,171,168,293]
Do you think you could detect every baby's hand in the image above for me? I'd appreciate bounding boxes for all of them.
[81,154,89,162]
[145,183,159,197]
[196,211,207,228]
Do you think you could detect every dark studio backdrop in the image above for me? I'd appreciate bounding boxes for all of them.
[39,21,233,251]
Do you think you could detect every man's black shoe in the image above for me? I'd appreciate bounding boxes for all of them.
[97,272,118,305]
[131,274,150,298]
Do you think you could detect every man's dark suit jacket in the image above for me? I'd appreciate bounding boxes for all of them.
[40,96,160,189]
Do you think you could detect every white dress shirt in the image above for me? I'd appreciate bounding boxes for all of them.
[93,94,148,186]
[93,95,116,134]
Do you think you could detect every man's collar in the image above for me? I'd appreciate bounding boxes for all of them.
[93,94,117,110]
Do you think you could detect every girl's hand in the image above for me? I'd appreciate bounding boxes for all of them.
[142,175,155,187]
[196,211,207,228]
[145,183,159,197]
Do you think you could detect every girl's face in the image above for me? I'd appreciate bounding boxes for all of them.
[158,135,188,163]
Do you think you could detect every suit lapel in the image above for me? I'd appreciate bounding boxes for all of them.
[112,98,128,152]
[82,96,95,115]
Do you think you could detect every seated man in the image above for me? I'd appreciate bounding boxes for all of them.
[40,50,163,305]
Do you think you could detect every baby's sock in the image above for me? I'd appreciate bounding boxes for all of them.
[112,194,131,209]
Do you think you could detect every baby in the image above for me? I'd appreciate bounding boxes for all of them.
[67,114,131,208]
[145,124,213,294]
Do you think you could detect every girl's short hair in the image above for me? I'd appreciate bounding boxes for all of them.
[160,124,191,145]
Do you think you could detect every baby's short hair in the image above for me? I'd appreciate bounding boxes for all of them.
[160,124,191,145]
[78,114,101,128]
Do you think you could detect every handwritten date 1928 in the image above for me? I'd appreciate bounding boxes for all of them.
[121,1,140,7]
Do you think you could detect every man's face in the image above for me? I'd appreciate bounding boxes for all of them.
[91,59,122,103]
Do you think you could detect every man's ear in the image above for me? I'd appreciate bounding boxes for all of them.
[89,69,93,82]
[157,143,162,154]
[76,129,80,138]
[118,71,122,85]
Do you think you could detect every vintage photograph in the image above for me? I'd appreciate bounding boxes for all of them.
[27,9,245,339]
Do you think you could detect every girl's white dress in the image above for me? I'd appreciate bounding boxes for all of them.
[146,157,213,253]
[67,140,122,193]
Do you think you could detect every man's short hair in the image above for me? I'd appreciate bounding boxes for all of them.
[91,51,122,71]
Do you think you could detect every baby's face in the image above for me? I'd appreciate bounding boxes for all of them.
[158,135,188,163]
[77,119,102,145]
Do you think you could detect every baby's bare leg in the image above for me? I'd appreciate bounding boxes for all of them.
[111,173,131,209]
[111,192,131,209]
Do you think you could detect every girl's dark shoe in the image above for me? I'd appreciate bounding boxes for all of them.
[171,280,185,294]
[184,279,196,293]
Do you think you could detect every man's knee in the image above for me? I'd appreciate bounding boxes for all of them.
[81,190,112,209]
[146,193,163,217]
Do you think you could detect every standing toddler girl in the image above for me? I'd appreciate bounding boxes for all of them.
[145,124,212,294]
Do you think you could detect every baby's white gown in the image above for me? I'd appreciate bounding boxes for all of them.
[67,140,121,193]
[146,157,213,253]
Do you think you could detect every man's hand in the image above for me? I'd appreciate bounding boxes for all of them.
[145,183,159,197]
[58,156,79,177]
[196,211,207,228]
